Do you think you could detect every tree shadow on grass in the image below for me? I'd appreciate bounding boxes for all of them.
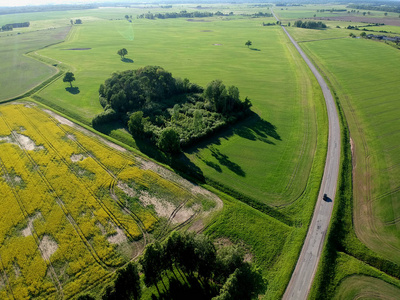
[185,112,280,177]
[65,86,80,94]
[121,57,134,63]
[209,146,245,177]
[250,47,261,51]
[151,274,217,300]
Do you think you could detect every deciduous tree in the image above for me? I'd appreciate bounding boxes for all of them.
[117,48,128,59]
[63,72,75,87]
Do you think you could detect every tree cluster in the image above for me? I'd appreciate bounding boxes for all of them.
[249,11,272,18]
[139,231,266,299]
[94,66,252,153]
[1,22,29,31]
[100,262,141,300]
[293,20,327,29]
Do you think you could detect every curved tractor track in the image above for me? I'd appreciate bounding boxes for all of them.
[271,10,341,300]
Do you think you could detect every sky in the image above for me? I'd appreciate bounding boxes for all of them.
[0,0,101,6]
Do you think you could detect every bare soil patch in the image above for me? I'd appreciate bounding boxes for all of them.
[107,227,127,244]
[22,212,42,237]
[139,191,196,224]
[0,132,45,151]
[39,235,58,261]
[201,30,213,32]
[70,154,87,163]
[117,181,136,198]
[213,44,223,46]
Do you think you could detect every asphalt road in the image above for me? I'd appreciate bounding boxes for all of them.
[271,11,342,300]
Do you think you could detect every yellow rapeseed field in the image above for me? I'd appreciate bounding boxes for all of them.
[0,103,217,299]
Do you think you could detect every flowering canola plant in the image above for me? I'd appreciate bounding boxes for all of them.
[0,104,214,298]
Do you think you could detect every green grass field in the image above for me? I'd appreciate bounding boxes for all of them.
[0,27,70,101]
[297,36,400,264]
[334,275,400,300]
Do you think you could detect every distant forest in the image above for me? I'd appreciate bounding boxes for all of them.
[348,2,400,13]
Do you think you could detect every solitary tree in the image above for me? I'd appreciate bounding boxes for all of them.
[245,40,252,48]
[384,12,388,16]
[360,31,366,38]
[117,48,128,59]
[63,72,75,87]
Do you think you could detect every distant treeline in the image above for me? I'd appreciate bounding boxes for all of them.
[317,9,347,12]
[348,3,400,13]
[293,20,327,29]
[1,22,30,31]
[0,4,97,15]
[137,10,215,19]
[137,10,271,20]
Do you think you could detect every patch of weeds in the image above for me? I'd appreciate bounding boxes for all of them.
[201,198,216,211]
[70,163,95,180]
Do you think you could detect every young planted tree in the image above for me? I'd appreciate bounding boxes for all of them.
[63,72,75,87]
[117,48,128,59]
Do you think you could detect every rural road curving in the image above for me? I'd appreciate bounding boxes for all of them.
[271,10,341,300]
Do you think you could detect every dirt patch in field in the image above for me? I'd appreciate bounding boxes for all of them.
[13,262,21,278]
[22,212,42,237]
[201,30,213,32]
[70,154,87,163]
[136,157,223,215]
[213,44,223,46]
[64,48,91,50]
[2,172,23,187]
[0,132,45,151]
[117,181,137,198]
[107,227,127,244]
[187,19,211,22]
[39,235,58,261]
[139,191,195,224]
[315,16,400,26]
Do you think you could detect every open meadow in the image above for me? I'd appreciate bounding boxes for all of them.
[0,103,220,299]
[0,27,71,101]
[334,275,400,300]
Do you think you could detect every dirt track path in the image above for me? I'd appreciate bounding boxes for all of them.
[271,10,342,300]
